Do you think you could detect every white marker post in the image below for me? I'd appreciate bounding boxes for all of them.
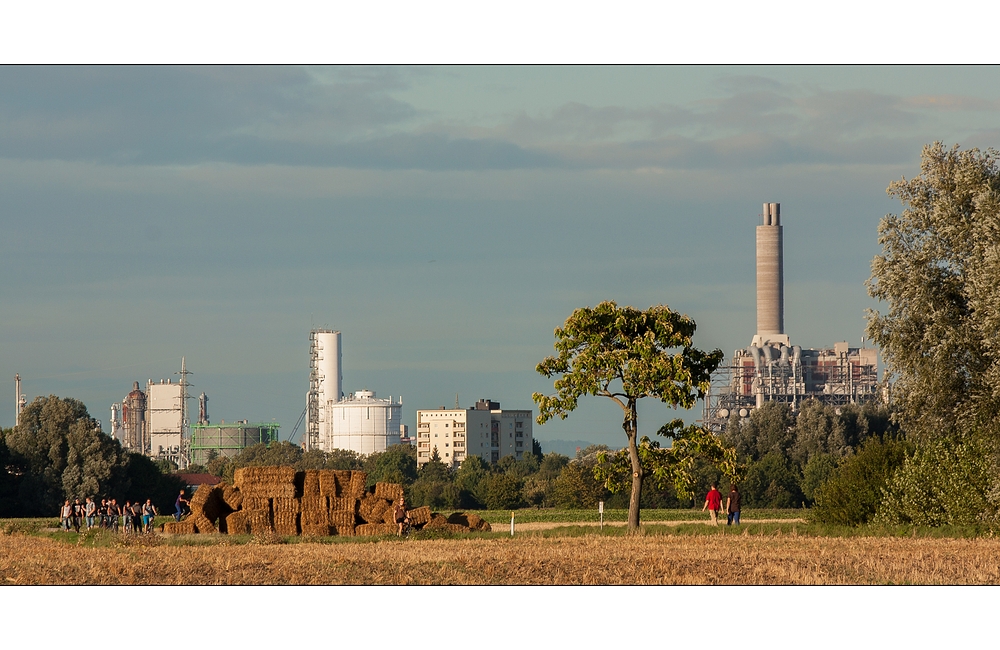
[599,501,604,531]
[510,511,515,537]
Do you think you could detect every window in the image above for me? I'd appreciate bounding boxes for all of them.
[445,443,450,447]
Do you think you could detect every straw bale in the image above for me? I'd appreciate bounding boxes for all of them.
[447,512,487,529]
[245,508,274,533]
[445,523,468,533]
[273,511,299,536]
[359,496,389,524]
[220,482,243,510]
[348,471,368,499]
[328,497,356,513]
[424,513,449,529]
[225,511,249,535]
[234,465,297,487]
[190,483,226,521]
[241,497,271,512]
[272,497,301,514]
[329,510,356,528]
[237,482,297,499]
[333,471,353,497]
[302,470,321,496]
[354,523,396,536]
[163,520,196,535]
[331,524,355,536]
[406,506,431,526]
[301,510,330,526]
[300,496,328,513]
[319,470,337,497]
[382,507,400,525]
[192,514,218,534]
[300,523,331,537]
[373,482,404,501]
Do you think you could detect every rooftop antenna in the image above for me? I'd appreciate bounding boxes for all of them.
[455,393,460,409]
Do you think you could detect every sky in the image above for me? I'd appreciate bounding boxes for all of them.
[4,65,1000,449]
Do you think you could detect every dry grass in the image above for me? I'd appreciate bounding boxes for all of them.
[3,530,1000,585]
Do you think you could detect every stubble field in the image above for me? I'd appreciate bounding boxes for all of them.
[3,526,999,585]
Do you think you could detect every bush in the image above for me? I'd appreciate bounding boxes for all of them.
[875,433,1000,527]
[801,453,838,504]
[811,437,911,526]
[743,451,803,508]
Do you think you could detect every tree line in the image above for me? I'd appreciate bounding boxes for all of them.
[0,396,185,517]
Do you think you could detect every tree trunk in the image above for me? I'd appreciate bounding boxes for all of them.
[624,400,643,532]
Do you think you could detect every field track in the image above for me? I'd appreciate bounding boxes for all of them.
[511,518,805,531]
[3,531,999,585]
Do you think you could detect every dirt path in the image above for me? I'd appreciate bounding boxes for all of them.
[507,518,806,531]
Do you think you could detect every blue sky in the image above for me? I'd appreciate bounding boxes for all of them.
[4,65,1000,448]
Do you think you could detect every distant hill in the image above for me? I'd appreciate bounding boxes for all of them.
[537,439,621,457]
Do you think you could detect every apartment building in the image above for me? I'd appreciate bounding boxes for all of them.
[416,398,533,469]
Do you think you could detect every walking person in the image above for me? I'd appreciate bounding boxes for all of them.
[109,499,120,532]
[131,501,143,532]
[174,489,189,522]
[60,500,73,532]
[72,499,84,533]
[726,484,741,526]
[702,483,722,526]
[99,499,108,529]
[85,497,97,530]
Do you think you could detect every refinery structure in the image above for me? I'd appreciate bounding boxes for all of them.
[305,329,403,455]
[703,203,880,431]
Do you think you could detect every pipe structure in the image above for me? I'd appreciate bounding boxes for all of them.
[756,202,783,337]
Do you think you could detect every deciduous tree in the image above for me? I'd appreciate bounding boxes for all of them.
[533,301,727,530]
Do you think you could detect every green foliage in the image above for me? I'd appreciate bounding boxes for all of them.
[475,473,524,510]
[867,142,1000,441]
[742,451,803,508]
[364,444,417,486]
[811,437,912,526]
[322,448,365,471]
[551,463,603,509]
[876,433,1000,527]
[530,438,543,461]
[537,452,569,481]
[801,453,838,503]
[723,402,794,462]
[120,454,186,513]
[454,456,489,508]
[409,478,460,510]
[594,421,739,502]
[532,301,724,528]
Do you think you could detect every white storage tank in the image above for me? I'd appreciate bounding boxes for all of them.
[326,390,402,455]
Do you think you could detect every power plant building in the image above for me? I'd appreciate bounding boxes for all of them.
[704,203,880,431]
[305,329,403,455]
[416,399,533,469]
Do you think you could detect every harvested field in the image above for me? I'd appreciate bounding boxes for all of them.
[3,531,1000,585]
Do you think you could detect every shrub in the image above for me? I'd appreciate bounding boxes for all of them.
[743,451,803,508]
[811,437,911,526]
[875,433,1000,527]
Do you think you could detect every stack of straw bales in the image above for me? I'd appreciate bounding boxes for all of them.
[160,465,491,537]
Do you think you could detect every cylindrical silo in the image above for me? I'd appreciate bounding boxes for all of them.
[327,390,402,455]
[756,202,783,336]
[315,330,342,437]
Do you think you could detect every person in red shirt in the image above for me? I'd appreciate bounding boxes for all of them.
[702,483,722,526]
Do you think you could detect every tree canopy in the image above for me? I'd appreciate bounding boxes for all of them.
[533,301,728,530]
[867,142,1000,440]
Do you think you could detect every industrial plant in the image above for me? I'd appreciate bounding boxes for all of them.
[304,329,404,455]
[703,203,880,431]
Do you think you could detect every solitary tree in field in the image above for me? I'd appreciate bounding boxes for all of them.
[533,301,730,531]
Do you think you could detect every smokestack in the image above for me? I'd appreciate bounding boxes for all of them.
[756,202,783,337]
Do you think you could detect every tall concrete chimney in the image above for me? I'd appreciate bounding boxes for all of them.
[755,202,784,341]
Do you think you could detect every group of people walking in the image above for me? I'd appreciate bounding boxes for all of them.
[702,484,741,526]
[60,497,159,534]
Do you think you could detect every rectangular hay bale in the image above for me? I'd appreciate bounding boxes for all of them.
[301,496,328,511]
[302,470,321,496]
[273,511,299,536]
[301,523,331,536]
[328,496,355,513]
[406,506,431,526]
[233,465,297,488]
[192,513,217,534]
[225,511,249,535]
[373,482,404,501]
[220,482,243,510]
[241,496,271,512]
[319,470,337,497]
[272,497,301,514]
[237,483,297,499]
[348,471,368,499]
[333,471,353,497]
[245,508,273,533]
[331,524,355,536]
[301,510,330,526]
[329,510,356,527]
[354,523,381,536]
[358,496,389,524]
